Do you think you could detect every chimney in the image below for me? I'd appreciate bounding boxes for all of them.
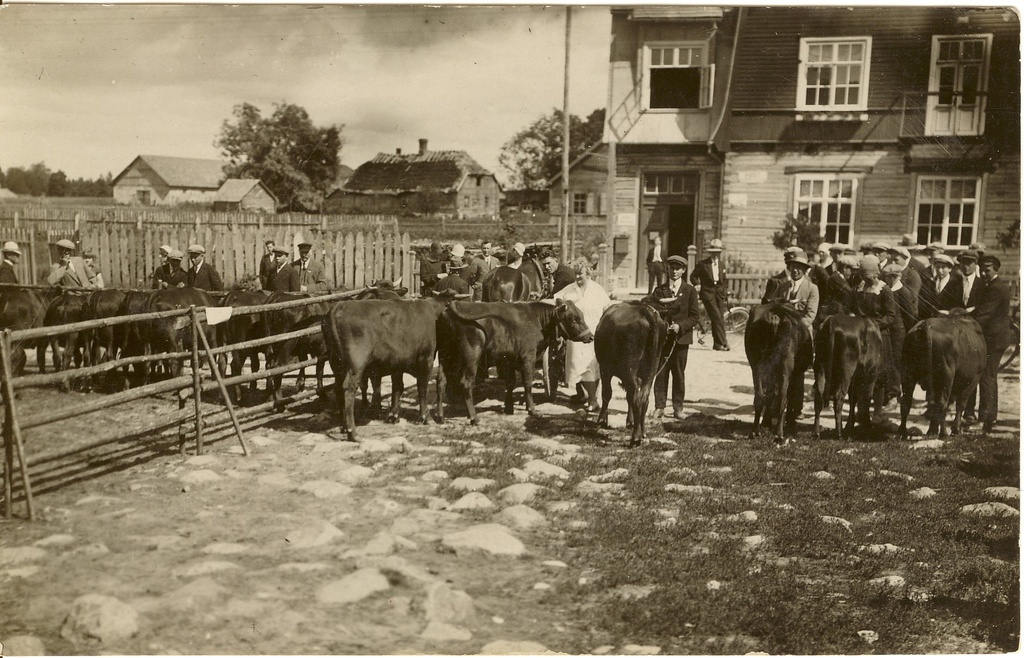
[418,138,428,156]
[396,148,402,155]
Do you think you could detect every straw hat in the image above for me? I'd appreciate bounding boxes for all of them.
[56,239,76,250]
[2,241,21,256]
[706,238,724,253]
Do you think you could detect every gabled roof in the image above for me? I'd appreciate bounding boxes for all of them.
[548,142,609,186]
[627,6,724,21]
[214,178,277,203]
[113,155,227,189]
[342,150,494,195]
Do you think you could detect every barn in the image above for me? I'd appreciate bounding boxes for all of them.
[112,155,227,206]
[212,179,278,213]
[327,139,503,218]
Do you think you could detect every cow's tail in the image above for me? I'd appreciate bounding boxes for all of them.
[638,304,668,385]
[321,305,344,365]
[447,301,494,327]
[925,323,935,417]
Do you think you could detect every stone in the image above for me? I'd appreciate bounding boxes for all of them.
[857,630,879,645]
[611,584,656,600]
[533,582,551,590]
[426,497,450,511]
[908,439,945,449]
[60,594,138,643]
[275,562,332,573]
[960,502,1019,519]
[621,644,661,654]
[479,640,551,654]
[362,531,417,556]
[547,501,577,514]
[985,486,1020,501]
[128,534,184,551]
[722,511,758,523]
[298,480,353,499]
[522,459,570,481]
[592,645,616,655]
[507,468,530,483]
[542,560,568,569]
[337,465,375,485]
[821,516,853,531]
[201,542,248,555]
[812,471,835,480]
[298,432,331,444]
[285,521,345,548]
[450,492,495,511]
[172,561,242,578]
[665,484,714,494]
[422,470,449,482]
[496,505,547,530]
[355,438,394,454]
[868,575,906,589]
[587,468,630,483]
[74,495,123,506]
[1,635,46,655]
[878,470,913,481]
[184,455,219,467]
[743,535,764,548]
[71,543,109,557]
[575,481,625,495]
[441,524,525,557]
[33,534,75,548]
[421,621,473,642]
[667,467,698,479]
[497,483,544,505]
[424,582,475,624]
[162,577,227,611]
[909,487,937,499]
[859,544,907,555]
[0,547,47,566]
[354,555,437,586]
[1,566,40,579]
[384,436,414,452]
[361,497,404,517]
[390,509,462,537]
[706,580,722,591]
[525,437,580,454]
[249,434,279,447]
[316,568,390,604]
[310,442,345,455]
[180,469,221,485]
[450,477,496,492]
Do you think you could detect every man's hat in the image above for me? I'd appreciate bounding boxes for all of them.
[187,244,206,255]
[979,254,1002,270]
[838,255,861,269]
[957,249,980,262]
[859,255,881,275]
[272,246,290,256]
[56,239,76,250]
[881,263,902,277]
[926,241,946,252]
[872,242,893,252]
[666,255,687,269]
[298,242,312,250]
[448,258,466,270]
[817,242,832,253]
[512,242,526,256]
[706,238,724,253]
[888,246,911,260]
[167,248,184,260]
[788,253,811,269]
[859,241,874,252]
[159,244,172,255]
[450,243,466,259]
[2,241,21,256]
[933,254,955,267]
[783,246,801,260]
[827,243,845,253]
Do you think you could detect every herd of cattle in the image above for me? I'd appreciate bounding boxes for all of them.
[0,276,997,448]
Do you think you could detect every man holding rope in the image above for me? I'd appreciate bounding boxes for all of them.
[651,254,700,419]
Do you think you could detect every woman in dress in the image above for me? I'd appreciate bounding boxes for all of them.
[554,258,612,412]
[848,255,900,422]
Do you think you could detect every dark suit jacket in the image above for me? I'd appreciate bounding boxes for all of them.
[0,261,18,284]
[550,263,575,296]
[258,253,276,289]
[293,258,329,292]
[935,276,964,313]
[972,276,1013,352]
[690,258,728,301]
[187,262,223,291]
[267,263,301,293]
[652,279,700,345]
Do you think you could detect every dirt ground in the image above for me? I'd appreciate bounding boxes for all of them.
[0,339,1019,655]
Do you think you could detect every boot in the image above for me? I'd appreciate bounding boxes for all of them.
[582,381,600,413]
[570,382,587,405]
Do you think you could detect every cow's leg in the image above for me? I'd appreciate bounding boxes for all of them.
[460,351,480,425]
[341,368,362,441]
[520,358,536,415]
[435,358,446,424]
[500,360,516,415]
[416,359,432,425]
[627,381,647,449]
[386,371,404,423]
[271,341,293,412]
[637,384,653,446]
[812,366,825,440]
[230,350,244,404]
[774,370,791,444]
[597,370,614,429]
[36,338,47,374]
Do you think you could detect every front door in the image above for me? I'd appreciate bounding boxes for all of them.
[666,204,695,259]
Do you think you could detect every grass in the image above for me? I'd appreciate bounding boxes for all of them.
[431,411,1020,654]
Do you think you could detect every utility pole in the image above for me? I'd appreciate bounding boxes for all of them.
[559,6,571,259]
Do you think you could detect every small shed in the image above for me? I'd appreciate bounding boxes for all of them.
[212,179,278,213]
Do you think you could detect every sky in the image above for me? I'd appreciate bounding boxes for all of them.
[0,4,610,185]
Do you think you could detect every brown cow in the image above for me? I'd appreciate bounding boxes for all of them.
[220,289,271,403]
[594,300,669,447]
[480,266,535,302]
[899,309,986,438]
[0,288,47,377]
[437,300,593,424]
[811,314,882,439]
[263,292,331,410]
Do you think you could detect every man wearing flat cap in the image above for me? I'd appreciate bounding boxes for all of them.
[186,244,223,291]
[762,246,801,303]
[259,240,277,290]
[651,254,700,419]
[266,245,300,293]
[771,250,819,332]
[152,244,176,289]
[972,255,1013,432]
[690,238,730,351]
[47,239,97,288]
[1,241,22,284]
[162,250,188,288]
[956,249,984,309]
[925,253,962,318]
[293,242,329,293]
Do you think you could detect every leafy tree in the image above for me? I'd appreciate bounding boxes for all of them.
[0,166,6,189]
[771,211,822,256]
[215,102,344,212]
[996,219,1020,250]
[47,170,69,197]
[498,108,606,190]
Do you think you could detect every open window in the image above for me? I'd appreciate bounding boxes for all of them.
[642,42,715,110]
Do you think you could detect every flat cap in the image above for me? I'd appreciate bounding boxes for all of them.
[298,242,313,249]
[512,242,526,256]
[872,242,893,252]
[56,239,76,250]
[979,254,1001,269]
[788,253,811,268]
[817,242,833,253]
[450,243,466,258]
[881,263,903,276]
[827,243,845,252]
[957,249,980,262]
[933,254,955,266]
[159,244,173,255]
[838,255,861,268]
[666,255,687,268]
[272,246,290,255]
[926,241,947,251]
[187,244,206,255]
[859,255,881,275]
[167,248,184,260]
[888,246,911,259]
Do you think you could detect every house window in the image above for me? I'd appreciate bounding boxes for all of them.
[643,174,698,195]
[914,176,980,247]
[797,37,871,111]
[572,192,588,215]
[642,42,714,110]
[136,190,151,205]
[794,175,858,244]
[927,35,992,136]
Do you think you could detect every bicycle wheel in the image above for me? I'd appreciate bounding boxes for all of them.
[725,307,749,334]
[999,322,1020,371]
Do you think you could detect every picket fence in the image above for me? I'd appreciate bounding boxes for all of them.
[0,225,419,293]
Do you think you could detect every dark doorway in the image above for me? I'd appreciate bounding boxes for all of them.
[666,204,695,258]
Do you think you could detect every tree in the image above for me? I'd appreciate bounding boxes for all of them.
[47,170,69,197]
[215,102,344,212]
[996,219,1020,250]
[771,211,822,256]
[498,108,606,190]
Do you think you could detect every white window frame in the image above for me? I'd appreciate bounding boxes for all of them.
[641,41,715,111]
[796,37,872,111]
[913,175,982,248]
[793,174,859,245]
[926,34,992,136]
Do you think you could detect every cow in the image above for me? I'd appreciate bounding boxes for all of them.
[437,299,594,424]
[811,314,882,440]
[899,309,986,438]
[116,290,155,388]
[42,291,93,386]
[263,292,332,410]
[0,289,47,377]
[480,266,535,302]
[146,287,219,380]
[322,296,451,441]
[220,289,271,403]
[594,300,669,447]
[88,289,127,383]
[744,301,813,444]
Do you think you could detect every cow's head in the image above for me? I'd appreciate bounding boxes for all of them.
[640,295,678,323]
[554,299,593,343]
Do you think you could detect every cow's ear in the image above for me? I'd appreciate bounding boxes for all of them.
[555,298,566,307]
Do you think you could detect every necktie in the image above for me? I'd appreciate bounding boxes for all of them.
[963,276,971,304]
[712,260,719,284]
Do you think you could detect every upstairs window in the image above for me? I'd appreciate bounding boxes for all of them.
[926,35,992,136]
[914,176,980,247]
[642,42,714,110]
[797,37,871,111]
[793,175,858,245]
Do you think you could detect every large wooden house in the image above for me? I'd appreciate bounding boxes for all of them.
[601,6,1020,288]
[327,139,503,218]
[112,155,228,206]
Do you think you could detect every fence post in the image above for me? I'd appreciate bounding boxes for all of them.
[687,244,697,274]
[1,329,35,520]
[189,306,204,455]
[13,212,19,229]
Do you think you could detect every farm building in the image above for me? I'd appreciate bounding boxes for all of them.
[112,155,227,206]
[503,189,549,214]
[211,179,278,213]
[327,139,503,218]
